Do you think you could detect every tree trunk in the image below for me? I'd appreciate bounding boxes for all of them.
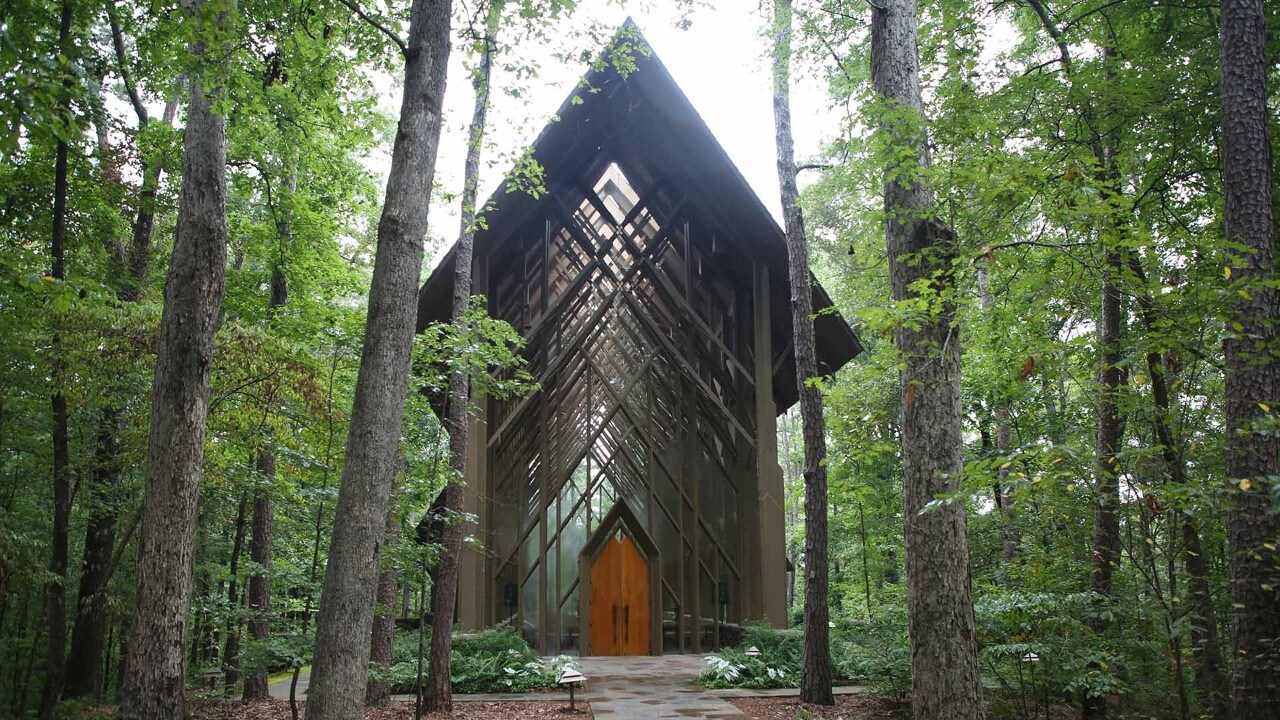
[771,0,833,704]
[64,412,124,700]
[1219,2,1280,717]
[64,53,180,695]
[423,6,498,712]
[1084,241,1125,720]
[366,501,400,706]
[243,198,289,702]
[119,4,231,708]
[222,493,249,694]
[870,2,983,719]
[305,0,452,716]
[977,264,1017,562]
[1127,256,1229,720]
[39,4,75,718]
[242,453,274,701]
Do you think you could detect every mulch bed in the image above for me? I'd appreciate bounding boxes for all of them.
[730,696,905,720]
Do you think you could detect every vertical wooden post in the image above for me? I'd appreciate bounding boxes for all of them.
[754,261,786,628]
[459,254,489,632]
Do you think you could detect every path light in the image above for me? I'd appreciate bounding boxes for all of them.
[744,646,761,658]
[828,621,836,628]
[1022,651,1040,663]
[558,667,586,711]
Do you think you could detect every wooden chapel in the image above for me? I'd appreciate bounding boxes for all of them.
[415,20,861,656]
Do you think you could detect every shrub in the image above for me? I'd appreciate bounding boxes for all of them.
[829,609,911,700]
[697,617,912,696]
[386,627,565,694]
[697,625,803,689]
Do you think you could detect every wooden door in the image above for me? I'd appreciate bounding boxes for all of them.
[589,533,650,655]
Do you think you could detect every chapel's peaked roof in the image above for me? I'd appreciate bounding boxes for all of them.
[417,20,861,411]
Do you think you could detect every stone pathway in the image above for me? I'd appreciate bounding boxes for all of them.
[269,655,768,718]
[572,656,745,719]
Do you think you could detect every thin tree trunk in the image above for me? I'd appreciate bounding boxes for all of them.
[243,189,290,702]
[242,453,274,701]
[781,412,800,615]
[39,4,75,717]
[302,343,343,637]
[222,492,249,694]
[424,6,498,711]
[1126,256,1229,719]
[414,566,427,720]
[119,7,231,706]
[771,0,832,704]
[1219,2,1280,717]
[64,412,123,700]
[977,264,1017,561]
[1084,240,1125,720]
[65,55,180,695]
[305,0,452,715]
[857,501,872,621]
[870,2,983,718]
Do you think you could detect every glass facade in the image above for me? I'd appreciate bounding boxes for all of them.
[483,161,763,655]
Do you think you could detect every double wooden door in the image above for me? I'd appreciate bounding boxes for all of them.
[588,533,650,655]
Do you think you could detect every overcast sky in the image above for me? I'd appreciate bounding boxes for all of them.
[415,0,840,269]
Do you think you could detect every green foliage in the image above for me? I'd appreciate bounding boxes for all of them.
[384,627,561,695]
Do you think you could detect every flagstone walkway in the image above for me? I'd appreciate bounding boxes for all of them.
[270,654,747,718]
[571,656,746,719]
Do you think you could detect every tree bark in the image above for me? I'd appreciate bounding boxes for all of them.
[39,3,74,717]
[1083,237,1124,720]
[870,2,983,719]
[1219,2,1280,717]
[423,5,497,711]
[305,0,451,716]
[771,0,833,704]
[242,452,274,701]
[64,412,123,700]
[222,493,249,694]
[366,500,400,706]
[119,2,232,711]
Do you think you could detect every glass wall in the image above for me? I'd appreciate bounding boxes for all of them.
[486,160,759,654]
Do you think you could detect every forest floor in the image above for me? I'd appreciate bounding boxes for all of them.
[730,695,904,719]
[182,699,592,719]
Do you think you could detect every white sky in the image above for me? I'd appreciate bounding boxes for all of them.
[416,0,839,268]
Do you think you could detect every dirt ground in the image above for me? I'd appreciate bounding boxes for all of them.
[730,695,905,720]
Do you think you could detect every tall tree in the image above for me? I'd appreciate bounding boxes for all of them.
[1218,1,1280,717]
[64,10,182,696]
[241,452,274,700]
[771,0,833,705]
[242,171,292,702]
[1128,256,1229,720]
[423,3,500,711]
[118,0,233,715]
[869,1,983,719]
[304,0,452,715]
[38,2,75,717]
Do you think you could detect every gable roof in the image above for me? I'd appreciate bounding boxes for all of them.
[416,19,861,412]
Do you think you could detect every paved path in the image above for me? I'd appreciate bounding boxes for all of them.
[572,656,745,719]
[271,655,745,717]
